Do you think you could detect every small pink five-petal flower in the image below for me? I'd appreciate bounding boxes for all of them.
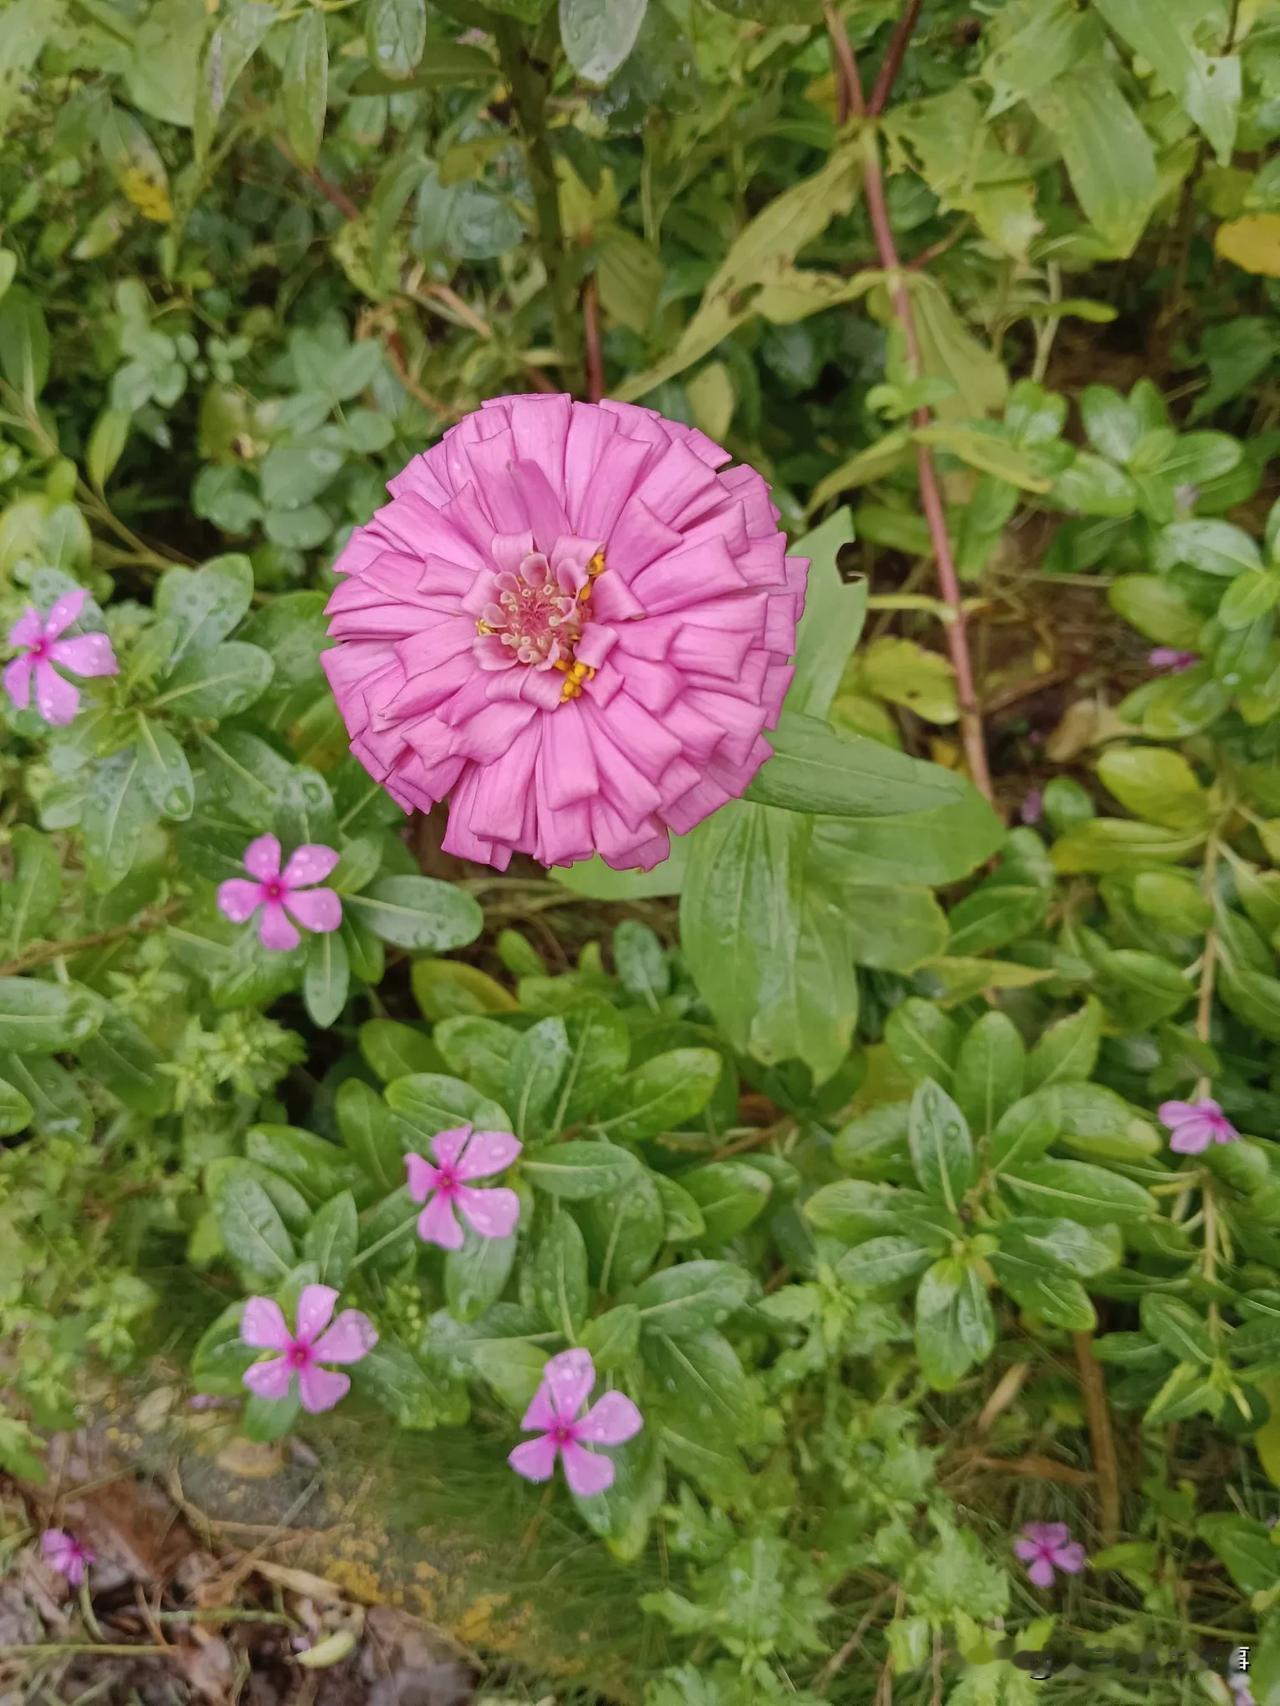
[4,590,118,726]
[1158,1097,1239,1155]
[1148,647,1198,675]
[405,1126,522,1250]
[239,1283,376,1413]
[508,1348,642,1497]
[217,834,342,952]
[1014,1522,1086,1589]
[41,1527,95,1586]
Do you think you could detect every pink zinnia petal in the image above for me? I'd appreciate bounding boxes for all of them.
[43,589,88,638]
[281,844,340,887]
[405,1152,440,1201]
[218,878,264,924]
[456,1129,522,1180]
[417,1192,464,1249]
[430,1126,471,1169]
[258,902,300,952]
[49,633,117,677]
[283,887,342,933]
[455,1184,520,1240]
[540,1348,595,1422]
[313,1309,377,1364]
[3,654,32,709]
[243,1355,294,1400]
[508,1434,559,1483]
[243,834,283,881]
[296,1364,351,1413]
[575,1390,643,1446]
[560,1440,615,1497]
[294,1283,339,1344]
[240,1296,291,1350]
[8,608,43,648]
[33,659,79,725]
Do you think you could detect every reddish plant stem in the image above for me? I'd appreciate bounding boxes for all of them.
[823,0,864,123]
[826,7,994,801]
[870,0,923,114]
[582,274,605,403]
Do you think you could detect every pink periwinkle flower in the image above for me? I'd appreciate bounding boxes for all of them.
[1230,1673,1256,1706]
[322,395,809,872]
[217,833,342,952]
[508,1348,642,1496]
[1020,788,1043,825]
[239,1283,376,1413]
[1158,1097,1239,1155]
[1148,647,1198,675]
[1014,1522,1086,1589]
[405,1125,521,1249]
[4,590,117,726]
[41,1528,95,1587]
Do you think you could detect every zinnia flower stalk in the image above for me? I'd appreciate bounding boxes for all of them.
[323,395,808,871]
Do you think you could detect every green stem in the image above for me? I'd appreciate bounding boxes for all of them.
[493,17,582,393]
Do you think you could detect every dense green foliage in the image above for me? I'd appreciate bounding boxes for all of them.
[2,0,1280,1700]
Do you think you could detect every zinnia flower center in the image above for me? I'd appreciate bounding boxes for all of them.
[476,548,606,702]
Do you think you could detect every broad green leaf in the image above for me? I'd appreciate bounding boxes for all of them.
[0,1075,33,1136]
[0,1053,91,1138]
[97,102,172,222]
[336,1079,410,1193]
[1197,1515,1280,1596]
[953,1012,1025,1135]
[282,10,328,167]
[206,1157,296,1276]
[836,1235,934,1297]
[304,1192,358,1286]
[596,1048,721,1143]
[2,826,61,949]
[366,0,425,80]
[304,927,349,1029]
[135,719,194,821]
[809,787,1003,886]
[81,748,153,892]
[0,978,100,1054]
[446,1227,516,1323]
[533,1207,590,1333]
[1094,0,1239,164]
[908,1079,975,1211]
[559,0,648,83]
[434,1015,516,1104]
[995,1217,1121,1277]
[347,878,482,950]
[1025,998,1102,1090]
[1140,1294,1214,1364]
[1052,818,1205,873]
[385,1072,511,1139]
[359,1018,443,1081]
[154,642,273,719]
[1000,1157,1155,1224]
[1154,519,1262,577]
[915,1258,995,1389]
[0,286,49,396]
[579,1168,665,1289]
[1037,67,1158,256]
[350,42,496,94]
[746,711,970,818]
[885,999,959,1089]
[245,1124,368,1207]
[508,1016,570,1140]
[555,997,631,1124]
[612,919,669,1007]
[1096,747,1212,831]
[643,1329,759,1453]
[195,0,278,162]
[628,1259,753,1336]
[521,1139,637,1200]
[77,1009,170,1115]
[678,1161,772,1244]
[787,508,861,719]
[988,1246,1096,1330]
[355,1341,468,1428]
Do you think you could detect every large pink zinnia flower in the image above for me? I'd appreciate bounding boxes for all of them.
[322,395,808,871]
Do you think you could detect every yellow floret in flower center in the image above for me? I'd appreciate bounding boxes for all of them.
[474,547,606,703]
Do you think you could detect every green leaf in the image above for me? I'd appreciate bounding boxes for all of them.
[1036,67,1158,256]
[787,509,860,719]
[350,42,496,94]
[508,1016,571,1140]
[1025,998,1102,1090]
[2,826,61,950]
[1108,574,1203,647]
[97,101,172,221]
[0,978,100,1054]
[1052,817,1205,873]
[988,1246,1097,1330]
[135,719,194,821]
[1094,0,1239,164]
[336,1079,409,1193]
[347,878,483,949]
[644,1328,758,1453]
[355,1341,467,1428]
[953,1012,1026,1134]
[522,1140,637,1200]
[304,927,349,1029]
[81,748,153,892]
[596,1048,721,1144]
[533,1206,590,1333]
[1140,1294,1214,1364]
[206,1157,296,1277]
[915,1257,995,1389]
[0,1054,91,1138]
[385,1072,511,1140]
[446,1227,517,1323]
[908,1079,976,1211]
[547,997,629,1125]
[612,919,669,1006]
[579,1304,641,1371]
[355,1186,419,1277]
[995,1217,1121,1277]
[885,998,959,1089]
[304,1192,358,1286]
[366,0,426,79]
[0,1075,33,1136]
[836,1235,934,1297]
[77,1009,170,1115]
[154,555,254,667]
[1197,1515,1280,1596]
[745,711,970,818]
[191,1302,256,1395]
[433,1015,515,1104]
[1143,1361,1220,1426]
[579,1169,665,1289]
[559,0,648,83]
[155,641,273,719]
[282,10,328,167]
[1154,519,1263,577]
[195,0,278,163]
[678,1161,772,1244]
[629,1259,753,1337]
[1096,746,1212,831]
[87,408,131,490]
[359,1018,442,1082]
[0,286,50,396]
[809,787,1003,887]
[245,1124,368,1207]
[1000,1157,1155,1224]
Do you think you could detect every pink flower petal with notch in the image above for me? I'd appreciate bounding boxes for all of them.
[1026,1555,1056,1589]
[295,1283,339,1344]
[297,1364,351,1413]
[456,1184,520,1240]
[1157,1100,1199,1126]
[576,1391,642,1445]
[1029,1522,1069,1548]
[405,1152,440,1201]
[430,1126,471,1169]
[560,1441,615,1496]
[282,844,341,887]
[1053,1541,1086,1573]
[3,654,32,708]
[241,1297,291,1350]
[34,661,79,725]
[457,1129,522,1179]
[243,1356,294,1400]
[44,589,87,637]
[258,902,300,952]
[540,1348,595,1421]
[8,609,42,648]
[313,1310,377,1364]
[418,1192,464,1249]
[508,1435,559,1482]
[1169,1122,1214,1155]
[50,633,117,677]
[1014,1537,1043,1563]
[218,878,264,923]
[244,833,283,881]
[283,887,342,933]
